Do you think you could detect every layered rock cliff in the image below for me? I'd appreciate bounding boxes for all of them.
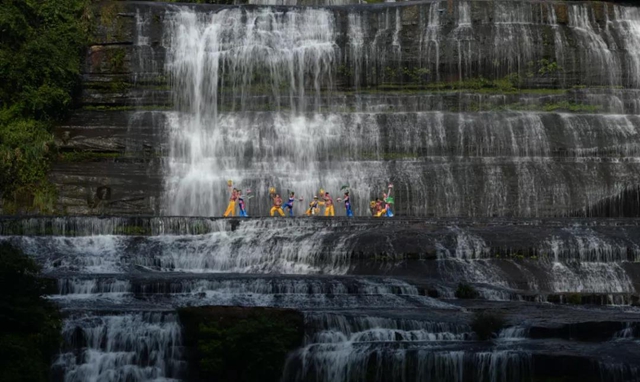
[52,0,640,217]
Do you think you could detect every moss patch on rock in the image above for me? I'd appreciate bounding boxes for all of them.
[178,306,304,382]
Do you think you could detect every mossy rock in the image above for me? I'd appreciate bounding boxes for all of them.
[178,306,304,382]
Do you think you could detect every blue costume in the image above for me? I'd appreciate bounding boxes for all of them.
[238,196,248,217]
[384,198,394,217]
[344,194,353,217]
[283,195,296,217]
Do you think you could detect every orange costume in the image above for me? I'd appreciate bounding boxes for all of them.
[374,198,385,217]
[323,193,335,217]
[223,187,238,217]
[270,194,285,217]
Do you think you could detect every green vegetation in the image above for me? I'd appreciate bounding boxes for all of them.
[537,59,562,76]
[179,306,304,382]
[0,243,62,382]
[98,1,125,43]
[58,151,120,162]
[470,310,506,340]
[455,283,480,299]
[82,104,173,112]
[502,101,600,113]
[0,0,91,212]
[366,74,568,96]
[423,74,521,93]
[564,293,583,305]
[541,101,599,113]
[164,0,236,3]
[112,225,151,236]
[526,59,562,78]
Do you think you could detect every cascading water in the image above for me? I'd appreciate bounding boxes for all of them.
[53,313,185,382]
[8,1,640,381]
[164,8,349,216]
[158,2,640,217]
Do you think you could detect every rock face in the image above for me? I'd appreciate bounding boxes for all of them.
[50,0,640,217]
[3,216,640,381]
[8,2,640,379]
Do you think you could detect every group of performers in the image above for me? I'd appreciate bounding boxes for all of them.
[222,180,394,218]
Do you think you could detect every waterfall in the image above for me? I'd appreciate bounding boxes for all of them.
[6,1,640,381]
[154,3,640,217]
[50,274,459,310]
[53,313,185,382]
[164,8,340,216]
[303,313,473,344]
[568,5,620,86]
[282,346,533,382]
[421,1,441,82]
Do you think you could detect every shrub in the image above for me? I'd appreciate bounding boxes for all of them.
[179,307,304,382]
[0,242,62,382]
[0,0,91,211]
[565,293,582,305]
[471,310,506,340]
[455,283,480,299]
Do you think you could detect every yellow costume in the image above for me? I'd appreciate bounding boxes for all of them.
[324,204,335,216]
[223,201,236,217]
[269,188,284,217]
[306,200,320,216]
[270,206,285,217]
[223,181,236,217]
[323,194,335,216]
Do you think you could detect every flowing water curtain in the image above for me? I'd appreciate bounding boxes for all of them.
[613,6,640,88]
[164,7,344,216]
[159,3,640,218]
[54,313,185,381]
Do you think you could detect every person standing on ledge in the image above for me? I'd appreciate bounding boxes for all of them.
[374,197,384,217]
[283,191,302,217]
[337,190,353,217]
[306,195,320,216]
[370,200,378,216]
[383,183,394,217]
[269,188,285,217]
[238,189,249,217]
[223,180,238,217]
[323,192,335,217]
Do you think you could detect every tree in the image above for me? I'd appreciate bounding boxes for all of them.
[0,242,61,382]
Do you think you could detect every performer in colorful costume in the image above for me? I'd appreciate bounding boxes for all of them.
[269,188,285,217]
[337,189,353,217]
[375,183,394,217]
[238,189,249,217]
[369,200,377,216]
[374,198,385,217]
[306,195,320,216]
[383,183,394,217]
[323,192,335,217]
[223,180,237,217]
[283,191,302,217]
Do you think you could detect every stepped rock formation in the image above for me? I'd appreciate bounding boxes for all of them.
[56,0,640,217]
[3,216,640,381]
[4,0,640,381]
